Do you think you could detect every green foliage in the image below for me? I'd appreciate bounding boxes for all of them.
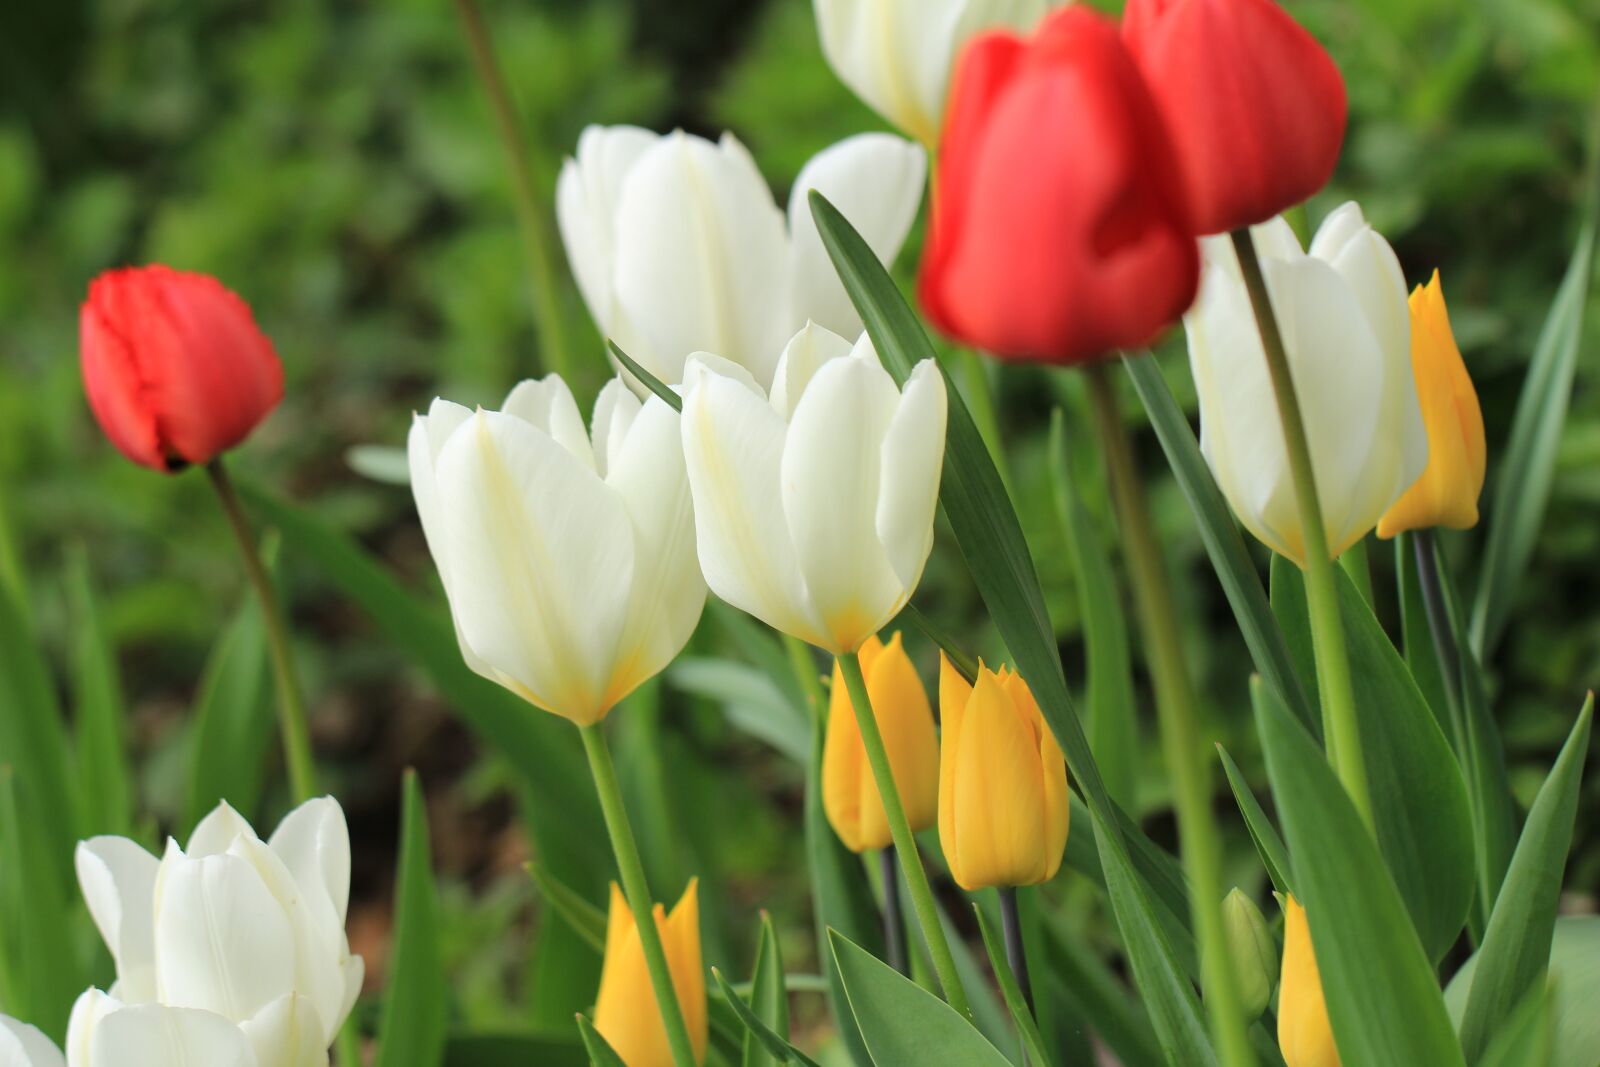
[376,770,449,1067]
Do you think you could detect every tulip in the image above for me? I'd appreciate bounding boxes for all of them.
[917,5,1200,364]
[1122,0,1348,236]
[409,375,706,724]
[74,798,362,1049]
[66,988,324,1067]
[1220,888,1276,1019]
[823,633,940,852]
[79,266,283,473]
[1377,272,1485,538]
[557,127,925,388]
[811,0,1047,145]
[594,881,707,1067]
[1186,204,1428,565]
[937,656,1070,890]
[1278,895,1341,1067]
[680,324,947,654]
[0,1015,63,1067]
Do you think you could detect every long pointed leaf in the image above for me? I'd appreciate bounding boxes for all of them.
[1216,745,1293,897]
[712,968,822,1067]
[743,913,790,1067]
[974,905,1054,1067]
[65,546,133,838]
[375,770,448,1067]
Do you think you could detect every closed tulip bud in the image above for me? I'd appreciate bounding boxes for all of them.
[1377,272,1486,538]
[1122,0,1348,236]
[0,1015,63,1067]
[594,881,707,1067]
[79,266,283,473]
[1219,888,1276,1019]
[937,656,1070,890]
[812,0,1046,145]
[823,633,940,852]
[558,126,924,388]
[918,6,1200,364]
[681,325,947,654]
[1279,895,1341,1067]
[409,376,707,725]
[1187,204,1428,564]
[74,798,362,1052]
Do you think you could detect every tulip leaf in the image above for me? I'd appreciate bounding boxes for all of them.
[526,858,607,955]
[441,1032,587,1066]
[896,601,979,683]
[743,913,790,1067]
[1252,676,1467,1067]
[1270,560,1475,963]
[609,340,683,411]
[813,188,1219,1067]
[1122,354,1318,736]
[712,968,822,1067]
[1216,745,1293,897]
[375,770,448,1067]
[1456,696,1592,1063]
[0,766,81,1043]
[670,656,810,763]
[828,930,1015,1067]
[1394,536,1453,738]
[974,905,1055,1067]
[65,545,133,839]
[1475,987,1555,1067]
[575,1015,630,1067]
[1037,908,1167,1067]
[1049,408,1139,813]
[1447,916,1600,1067]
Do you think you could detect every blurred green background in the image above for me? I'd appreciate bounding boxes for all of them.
[0,0,1597,1050]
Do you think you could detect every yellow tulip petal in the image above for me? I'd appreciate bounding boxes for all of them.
[824,652,871,852]
[951,670,1047,890]
[868,633,940,836]
[1278,896,1341,1067]
[594,881,708,1067]
[937,653,972,882]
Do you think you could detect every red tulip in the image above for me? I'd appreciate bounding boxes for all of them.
[1122,0,1347,235]
[918,6,1199,365]
[80,266,283,472]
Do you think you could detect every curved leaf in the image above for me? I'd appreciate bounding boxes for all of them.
[375,770,447,1067]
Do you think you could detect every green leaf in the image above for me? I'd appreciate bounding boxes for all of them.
[575,1015,630,1067]
[187,579,275,830]
[670,656,809,763]
[526,858,608,955]
[743,913,790,1067]
[1123,355,1317,735]
[829,930,1014,1067]
[1475,988,1555,1067]
[65,545,132,838]
[1270,561,1475,962]
[1037,908,1166,1067]
[1447,916,1600,1067]
[711,969,822,1067]
[1394,536,1454,739]
[1456,697,1592,1063]
[1049,409,1138,812]
[974,905,1054,1067]
[812,186,1217,1067]
[1216,745,1293,897]
[441,1032,587,1066]
[610,340,682,411]
[0,766,80,1043]
[1251,676,1467,1067]
[375,770,448,1067]
[896,602,979,683]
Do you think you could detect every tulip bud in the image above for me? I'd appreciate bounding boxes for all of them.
[918,6,1200,364]
[1377,272,1486,538]
[1122,0,1348,235]
[812,0,1047,145]
[1186,205,1428,564]
[0,1014,63,1067]
[937,656,1070,890]
[823,633,940,852]
[1278,895,1341,1067]
[79,266,284,473]
[66,987,324,1067]
[594,881,708,1067]
[409,376,707,725]
[1219,888,1276,1019]
[681,325,947,654]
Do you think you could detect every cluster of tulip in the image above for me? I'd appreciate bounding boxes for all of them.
[3,0,1587,1066]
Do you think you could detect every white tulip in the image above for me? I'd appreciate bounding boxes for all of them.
[682,323,947,653]
[0,1014,63,1067]
[558,127,925,388]
[409,375,706,724]
[1186,202,1428,565]
[813,0,1048,144]
[65,988,315,1067]
[75,799,361,1051]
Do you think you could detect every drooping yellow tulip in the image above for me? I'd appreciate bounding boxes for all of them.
[823,633,941,852]
[1378,271,1486,538]
[937,655,1070,890]
[1278,895,1341,1067]
[594,880,708,1067]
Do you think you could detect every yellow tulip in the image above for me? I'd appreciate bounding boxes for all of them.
[594,880,708,1067]
[1278,895,1341,1067]
[1378,271,1487,538]
[937,656,1070,890]
[824,633,941,852]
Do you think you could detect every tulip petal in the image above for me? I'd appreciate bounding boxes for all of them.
[89,1004,256,1067]
[186,801,259,857]
[267,797,352,927]
[768,322,856,422]
[0,1016,64,1067]
[867,633,940,835]
[875,357,947,592]
[823,652,873,851]
[590,377,642,479]
[951,672,1048,890]
[67,989,120,1067]
[76,837,160,1004]
[787,133,926,339]
[502,376,596,471]
[556,124,659,339]
[240,994,328,1067]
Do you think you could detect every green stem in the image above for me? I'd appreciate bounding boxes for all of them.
[1229,230,1376,832]
[579,723,697,1067]
[1084,364,1255,1067]
[205,459,316,802]
[837,650,972,1019]
[452,0,574,382]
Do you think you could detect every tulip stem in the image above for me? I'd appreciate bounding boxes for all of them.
[880,846,908,975]
[1083,363,1255,1067]
[452,0,574,383]
[837,650,971,1019]
[998,887,1033,1016]
[205,459,317,803]
[579,722,698,1067]
[1229,229,1376,833]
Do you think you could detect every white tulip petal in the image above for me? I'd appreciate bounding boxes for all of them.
[337,956,364,1036]
[684,352,764,398]
[0,1016,63,1067]
[502,376,595,471]
[435,411,635,722]
[590,377,642,479]
[768,322,856,421]
[240,995,327,1067]
[186,802,258,857]
[875,358,947,592]
[787,134,926,339]
[267,797,351,927]
[89,1005,255,1067]
[76,838,160,1004]
[557,124,658,339]
[67,989,121,1067]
